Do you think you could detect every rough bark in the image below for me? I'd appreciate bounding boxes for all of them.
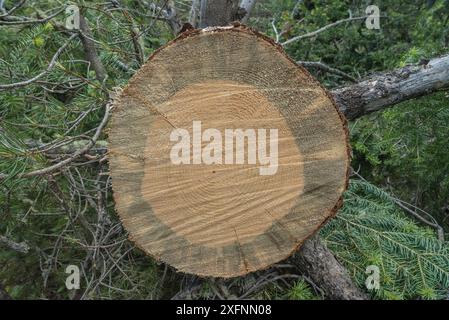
[79,14,107,83]
[199,0,241,27]
[189,0,200,27]
[332,54,449,120]
[165,1,183,34]
[291,236,369,300]
[240,0,257,23]
[0,235,30,254]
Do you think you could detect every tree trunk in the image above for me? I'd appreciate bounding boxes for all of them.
[199,0,240,27]
[240,0,257,23]
[332,54,449,120]
[292,236,369,300]
[108,26,350,278]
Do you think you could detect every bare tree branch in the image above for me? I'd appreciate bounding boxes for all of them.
[271,19,280,42]
[0,235,30,254]
[143,0,182,35]
[79,14,108,83]
[0,0,26,18]
[130,25,145,65]
[332,54,449,120]
[281,15,367,46]
[297,60,357,82]
[0,7,64,25]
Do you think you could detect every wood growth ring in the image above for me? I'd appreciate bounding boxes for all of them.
[108,26,350,277]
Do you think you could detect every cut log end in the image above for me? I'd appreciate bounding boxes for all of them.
[108,26,350,278]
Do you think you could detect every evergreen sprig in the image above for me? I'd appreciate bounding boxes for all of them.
[321,179,449,300]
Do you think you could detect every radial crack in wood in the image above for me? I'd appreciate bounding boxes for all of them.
[108,26,350,278]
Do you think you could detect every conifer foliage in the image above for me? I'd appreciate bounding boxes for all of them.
[1,0,449,299]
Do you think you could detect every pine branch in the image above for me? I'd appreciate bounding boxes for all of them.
[0,34,77,90]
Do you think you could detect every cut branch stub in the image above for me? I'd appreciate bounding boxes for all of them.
[108,26,350,278]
